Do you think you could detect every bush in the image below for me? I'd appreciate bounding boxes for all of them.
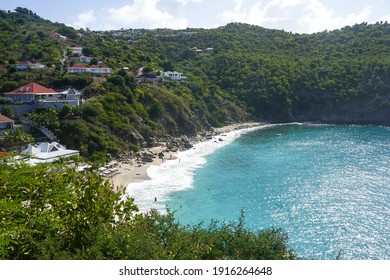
[0,163,297,260]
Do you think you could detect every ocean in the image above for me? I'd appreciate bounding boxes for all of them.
[126,123,390,260]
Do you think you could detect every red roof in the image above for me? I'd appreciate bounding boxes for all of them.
[89,65,109,68]
[0,151,9,157]
[18,60,33,65]
[4,82,56,95]
[0,114,14,123]
[70,64,88,69]
[69,64,110,69]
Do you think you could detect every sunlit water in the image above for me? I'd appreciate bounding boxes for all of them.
[127,124,390,259]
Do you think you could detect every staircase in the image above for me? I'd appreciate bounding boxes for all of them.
[39,126,57,141]
[19,116,57,141]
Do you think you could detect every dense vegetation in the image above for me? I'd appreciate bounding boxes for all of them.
[1,8,390,159]
[1,7,389,260]
[0,162,296,260]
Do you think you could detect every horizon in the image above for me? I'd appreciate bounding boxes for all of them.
[0,0,389,34]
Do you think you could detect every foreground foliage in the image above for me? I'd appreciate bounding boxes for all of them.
[0,163,296,260]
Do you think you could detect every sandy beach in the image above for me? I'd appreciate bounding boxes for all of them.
[110,146,177,192]
[110,122,264,192]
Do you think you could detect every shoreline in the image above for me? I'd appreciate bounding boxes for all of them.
[110,122,264,192]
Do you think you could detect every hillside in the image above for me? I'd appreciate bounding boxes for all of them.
[0,8,389,160]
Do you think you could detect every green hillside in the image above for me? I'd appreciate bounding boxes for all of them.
[1,8,389,160]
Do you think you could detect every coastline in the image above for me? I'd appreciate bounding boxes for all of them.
[110,147,177,192]
[110,122,265,213]
[110,122,263,192]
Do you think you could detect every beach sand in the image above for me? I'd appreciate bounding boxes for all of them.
[110,146,177,192]
[110,122,263,191]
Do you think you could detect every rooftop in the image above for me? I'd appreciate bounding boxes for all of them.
[0,114,14,123]
[20,142,79,164]
[4,82,56,95]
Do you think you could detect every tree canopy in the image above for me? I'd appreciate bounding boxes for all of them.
[0,162,296,260]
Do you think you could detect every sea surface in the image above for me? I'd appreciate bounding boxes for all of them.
[126,124,390,260]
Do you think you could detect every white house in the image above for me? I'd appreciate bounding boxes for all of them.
[66,64,89,74]
[88,65,112,75]
[79,56,93,63]
[205,48,214,55]
[60,88,83,101]
[163,71,187,81]
[20,142,79,164]
[15,61,46,71]
[69,47,83,56]
[67,64,112,76]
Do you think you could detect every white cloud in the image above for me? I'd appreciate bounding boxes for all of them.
[105,0,188,29]
[71,10,96,29]
[379,14,390,22]
[220,0,247,23]
[175,0,202,4]
[298,1,372,33]
[219,0,373,33]
[220,0,289,27]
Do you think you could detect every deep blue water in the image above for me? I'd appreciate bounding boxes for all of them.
[167,124,390,259]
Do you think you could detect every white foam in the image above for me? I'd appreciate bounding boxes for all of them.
[125,125,265,213]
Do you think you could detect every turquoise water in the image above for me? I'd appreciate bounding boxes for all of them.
[167,124,390,259]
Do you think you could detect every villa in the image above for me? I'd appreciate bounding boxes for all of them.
[20,142,79,164]
[4,82,57,103]
[4,83,83,109]
[163,71,187,81]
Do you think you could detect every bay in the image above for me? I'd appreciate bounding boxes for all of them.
[166,124,390,260]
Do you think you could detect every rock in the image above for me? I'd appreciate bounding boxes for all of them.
[141,156,153,163]
[184,142,193,149]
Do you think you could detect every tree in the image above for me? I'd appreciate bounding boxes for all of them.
[82,47,94,57]
[2,127,34,144]
[0,163,138,259]
[49,49,62,65]
[89,58,98,66]
[107,75,125,87]
[27,107,60,130]
[1,106,15,119]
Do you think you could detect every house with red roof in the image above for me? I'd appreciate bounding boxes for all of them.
[3,83,83,108]
[67,64,112,76]
[66,64,89,74]
[0,114,14,130]
[3,82,58,103]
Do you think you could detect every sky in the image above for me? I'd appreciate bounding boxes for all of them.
[1,0,390,33]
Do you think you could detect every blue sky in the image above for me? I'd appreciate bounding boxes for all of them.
[1,0,389,33]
